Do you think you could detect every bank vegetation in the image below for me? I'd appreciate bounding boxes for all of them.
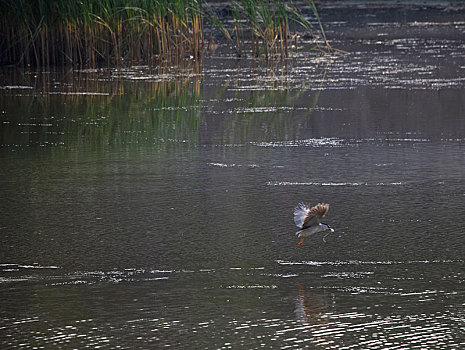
[0,0,331,67]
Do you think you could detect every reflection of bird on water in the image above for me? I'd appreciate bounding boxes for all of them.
[295,283,330,326]
[294,202,334,247]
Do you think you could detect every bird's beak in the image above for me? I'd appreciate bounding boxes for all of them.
[330,228,335,232]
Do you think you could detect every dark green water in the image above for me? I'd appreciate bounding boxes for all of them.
[1,4,465,349]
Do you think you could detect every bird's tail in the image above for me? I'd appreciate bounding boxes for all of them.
[295,229,305,238]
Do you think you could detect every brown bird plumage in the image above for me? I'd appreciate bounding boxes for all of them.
[302,203,329,228]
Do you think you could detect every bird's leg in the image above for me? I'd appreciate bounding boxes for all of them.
[296,236,305,247]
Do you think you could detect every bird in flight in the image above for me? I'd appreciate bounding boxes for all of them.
[294,202,334,247]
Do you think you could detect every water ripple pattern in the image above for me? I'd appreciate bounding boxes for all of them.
[1,260,463,349]
[1,2,465,350]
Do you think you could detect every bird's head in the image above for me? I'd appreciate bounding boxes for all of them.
[322,222,335,232]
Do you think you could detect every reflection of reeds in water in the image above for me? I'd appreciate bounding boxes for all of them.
[0,68,203,150]
[0,0,330,67]
[1,58,328,150]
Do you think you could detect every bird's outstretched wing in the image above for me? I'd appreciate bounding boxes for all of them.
[294,202,329,229]
[294,203,310,228]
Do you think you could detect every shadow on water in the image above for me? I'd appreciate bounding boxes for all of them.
[1,3,465,349]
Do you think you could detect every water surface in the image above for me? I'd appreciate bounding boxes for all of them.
[1,3,465,349]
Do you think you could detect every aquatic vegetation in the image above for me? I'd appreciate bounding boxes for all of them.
[0,0,330,67]
[219,0,332,59]
[0,0,204,67]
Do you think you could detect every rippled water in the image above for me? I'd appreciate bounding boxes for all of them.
[1,3,465,349]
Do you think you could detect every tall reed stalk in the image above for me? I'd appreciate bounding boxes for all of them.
[0,0,330,67]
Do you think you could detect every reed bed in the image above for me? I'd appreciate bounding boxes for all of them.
[1,0,204,67]
[0,0,329,68]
